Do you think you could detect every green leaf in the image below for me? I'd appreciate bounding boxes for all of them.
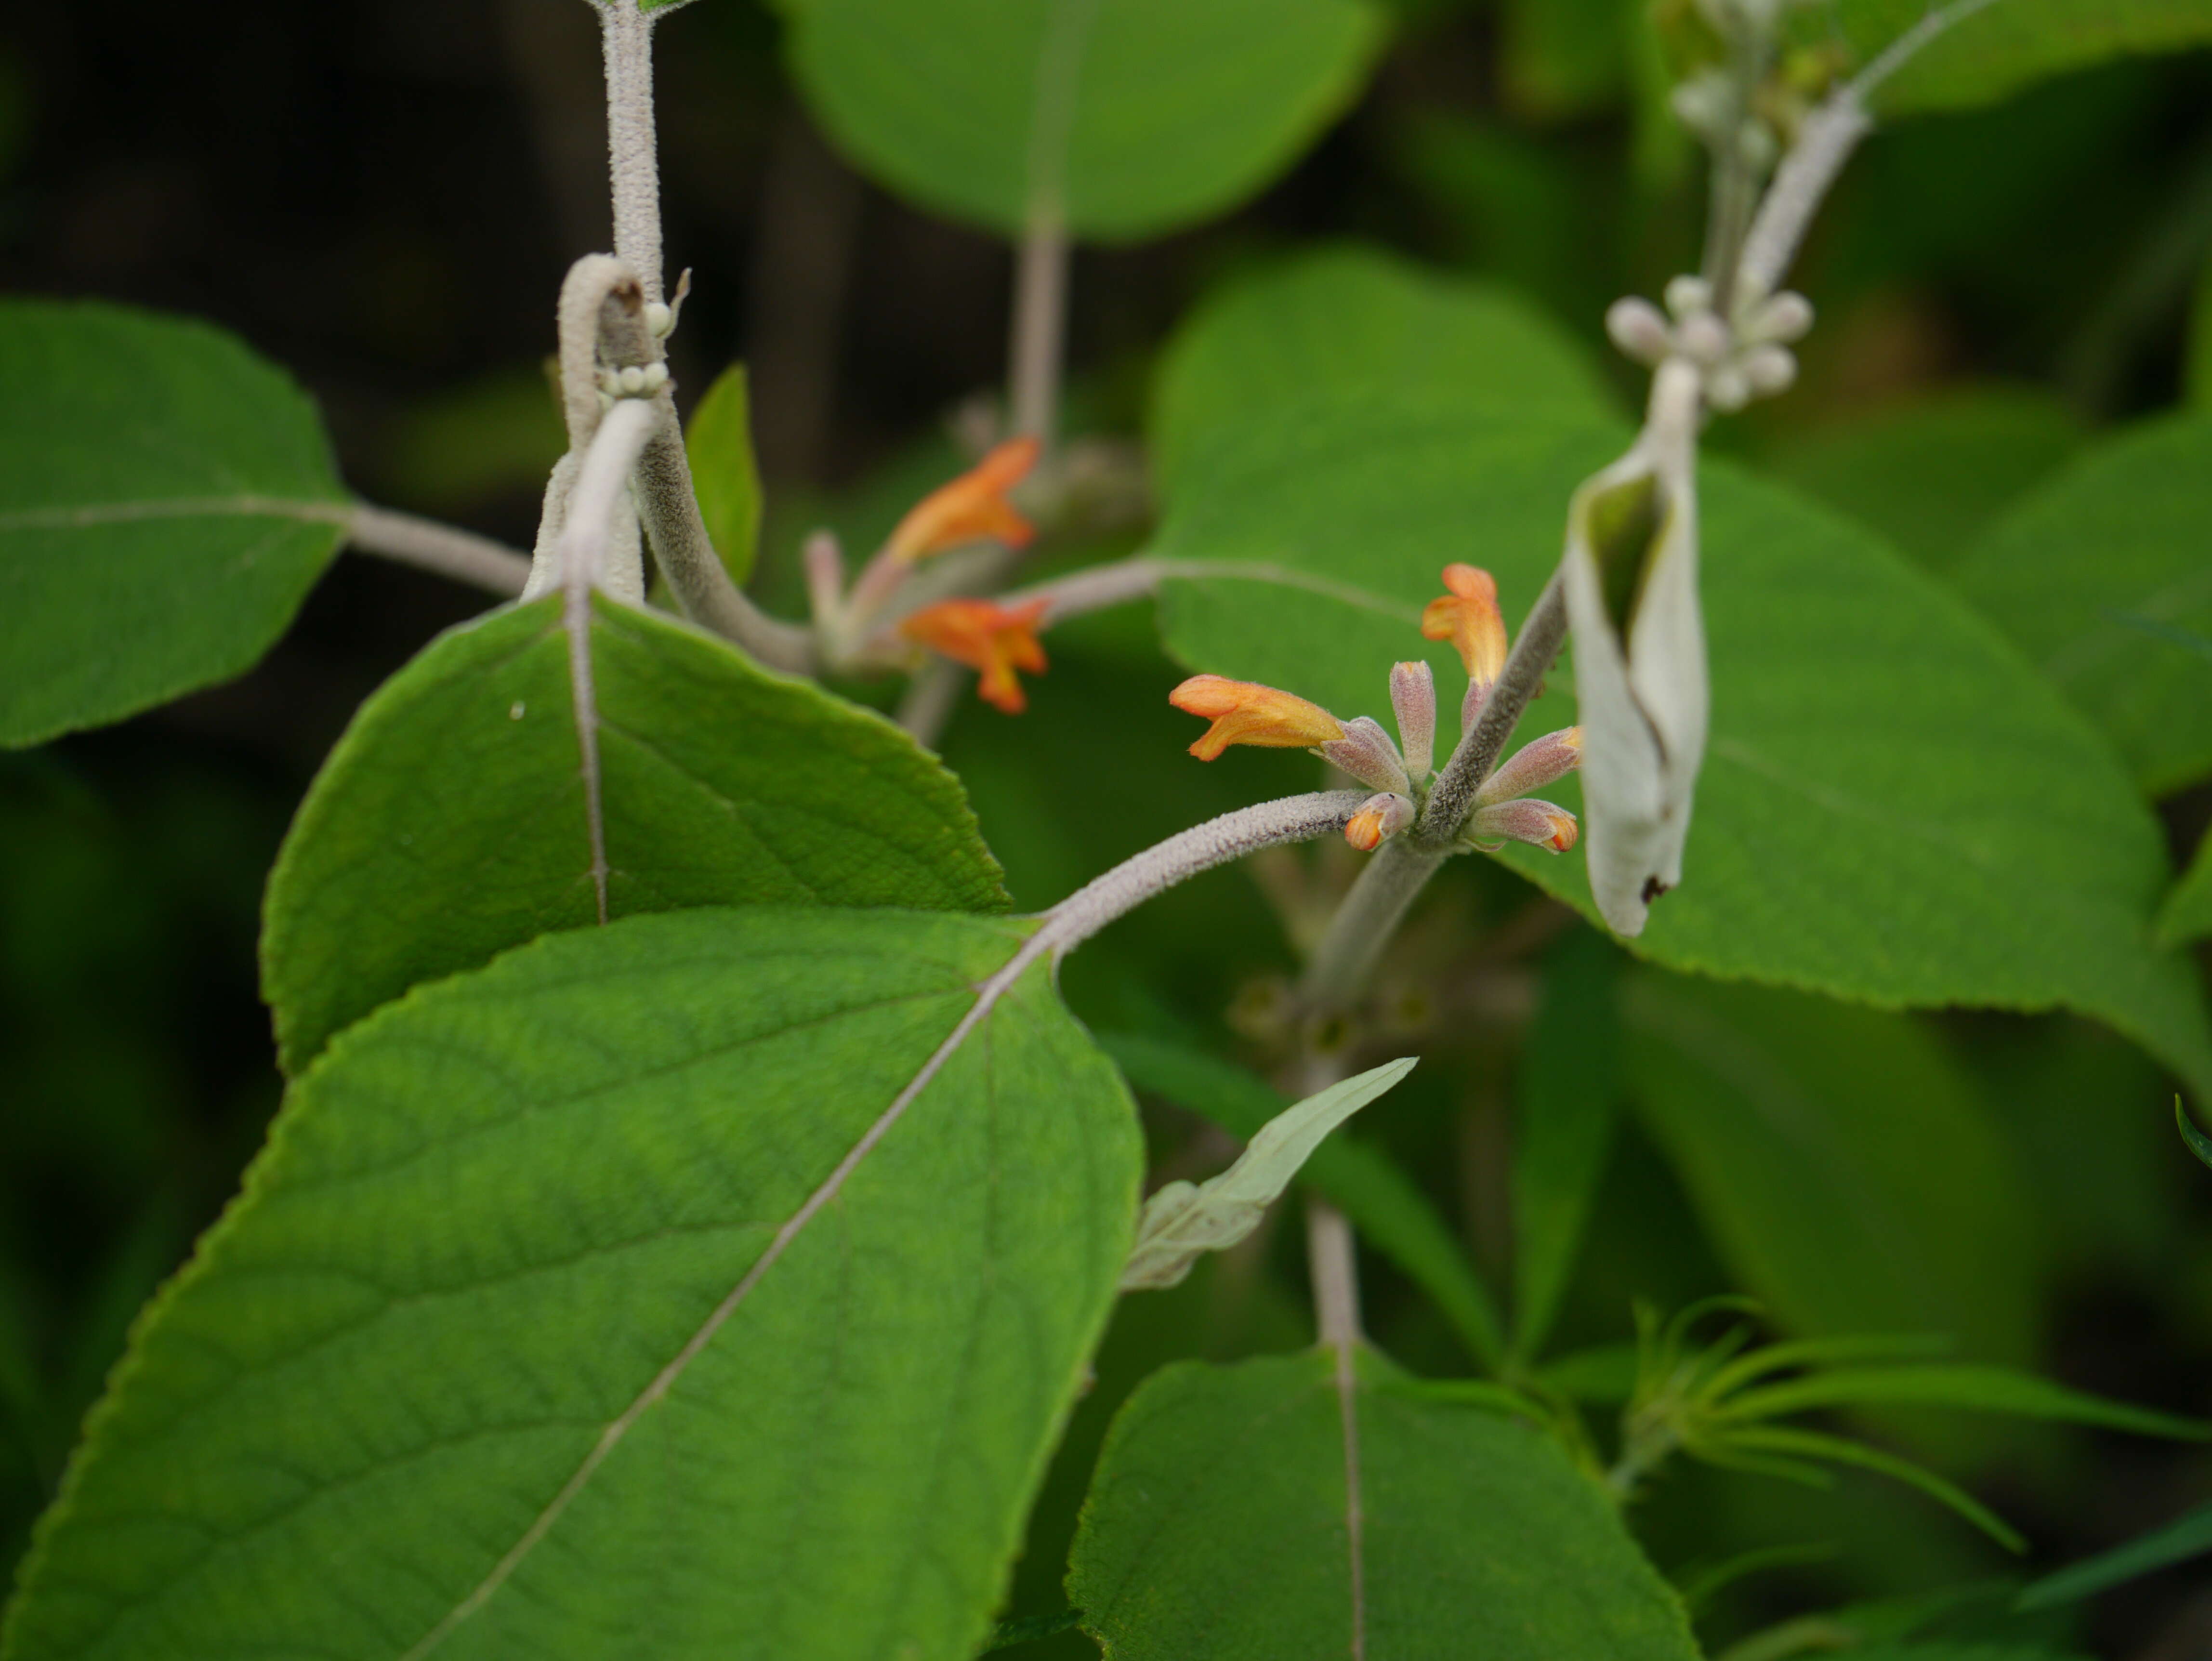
[1099,1031,1505,1367]
[2159,831,2212,947]
[1950,410,2212,796]
[1123,1057,1417,1290]
[2,906,1141,1661]
[1150,245,1618,494]
[787,0,1386,242]
[1067,1352,1703,1660]
[0,300,349,748]
[1715,1365,2208,1439]
[1759,387,2085,573]
[1509,928,1620,1365]
[262,593,1006,1075]
[2015,1496,2212,1609]
[1620,976,2041,1363]
[1712,1425,2026,1553]
[1807,0,2212,116]
[1146,393,2212,1096]
[2179,1097,2212,1169]
[684,362,762,586]
[1499,0,1637,118]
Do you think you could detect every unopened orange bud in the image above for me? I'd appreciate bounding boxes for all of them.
[1468,798,1579,854]
[1421,563,1509,685]
[1168,675,1345,761]
[898,595,1050,714]
[1343,791,1413,852]
[885,437,1040,564]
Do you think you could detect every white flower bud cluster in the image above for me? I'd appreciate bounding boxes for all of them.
[1605,278,1812,413]
[594,360,671,398]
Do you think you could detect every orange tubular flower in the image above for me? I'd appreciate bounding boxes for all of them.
[1421,563,1509,685]
[898,596,1050,714]
[884,437,1041,564]
[1168,675,1347,761]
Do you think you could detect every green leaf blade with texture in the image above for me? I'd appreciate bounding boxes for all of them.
[1067,1352,1703,1660]
[262,593,1007,1075]
[1621,975,2041,1363]
[0,300,349,748]
[1,906,1141,1661]
[1146,392,2212,1096]
[788,0,1386,242]
[1150,246,1619,494]
[1950,410,2212,797]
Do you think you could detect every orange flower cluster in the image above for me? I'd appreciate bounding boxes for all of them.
[1167,565,1582,859]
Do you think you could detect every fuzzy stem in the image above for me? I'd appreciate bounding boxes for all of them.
[632,403,816,672]
[1416,576,1569,847]
[1732,92,1870,306]
[894,659,968,748]
[1299,837,1448,1014]
[1034,791,1368,962]
[347,505,532,596]
[597,1,664,303]
[1008,215,1070,454]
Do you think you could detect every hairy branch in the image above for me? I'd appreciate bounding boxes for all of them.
[1414,577,1569,846]
[596,1,664,303]
[1036,791,1369,962]
[346,504,531,596]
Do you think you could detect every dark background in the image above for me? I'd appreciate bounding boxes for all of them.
[4,0,2212,1651]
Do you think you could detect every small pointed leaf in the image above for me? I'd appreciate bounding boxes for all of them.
[1120,1056,1415,1289]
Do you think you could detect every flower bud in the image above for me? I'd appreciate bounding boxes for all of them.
[1318,715,1410,795]
[1606,297,1672,367]
[1344,792,1415,852]
[1388,660,1436,780]
[1747,290,1813,343]
[1664,275,1714,319]
[1476,727,1582,806]
[1466,798,1579,853]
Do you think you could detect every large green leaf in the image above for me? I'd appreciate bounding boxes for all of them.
[1950,411,2212,796]
[1150,245,1618,493]
[787,0,1385,242]
[1509,928,1620,1366]
[0,300,349,748]
[1620,974,2040,1362]
[1806,0,2212,116]
[2,906,1141,1661]
[2162,830,2212,945]
[1066,1352,1701,1659]
[1760,387,2085,573]
[262,593,1006,1074]
[1145,393,2212,1096]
